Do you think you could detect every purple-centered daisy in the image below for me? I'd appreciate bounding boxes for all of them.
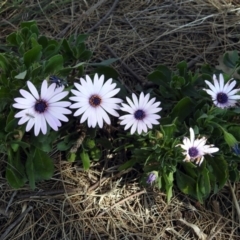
[13,80,71,136]
[119,92,161,134]
[70,74,122,128]
[176,128,219,165]
[203,74,240,108]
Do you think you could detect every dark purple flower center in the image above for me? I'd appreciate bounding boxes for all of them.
[217,92,228,104]
[35,100,48,113]
[134,109,145,120]
[188,147,199,158]
[89,95,102,107]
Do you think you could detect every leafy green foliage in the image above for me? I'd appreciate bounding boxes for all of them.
[0,21,118,189]
[1,21,240,205]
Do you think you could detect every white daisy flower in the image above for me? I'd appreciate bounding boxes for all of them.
[70,74,122,128]
[176,128,219,165]
[203,74,240,108]
[13,80,71,136]
[119,92,162,134]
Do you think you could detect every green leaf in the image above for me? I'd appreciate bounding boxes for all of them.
[163,172,174,203]
[160,123,176,139]
[67,152,76,162]
[6,33,18,46]
[0,54,9,72]
[6,148,26,188]
[170,75,185,89]
[90,147,102,161]
[223,50,239,68]
[23,45,42,68]
[76,34,89,45]
[57,140,72,151]
[170,97,195,122]
[21,21,37,29]
[30,24,39,36]
[0,87,11,99]
[79,50,92,61]
[26,154,35,189]
[72,62,86,68]
[61,39,74,56]
[147,70,169,87]
[11,140,30,150]
[207,156,228,191]
[156,65,172,81]
[44,54,63,74]
[177,61,187,76]
[38,36,48,49]
[80,149,90,170]
[118,159,137,171]
[176,169,197,197]
[89,58,118,66]
[95,66,118,79]
[33,148,54,181]
[14,70,27,80]
[43,44,60,58]
[5,119,18,133]
[199,168,211,197]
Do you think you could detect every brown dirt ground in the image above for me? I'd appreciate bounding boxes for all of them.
[1,0,240,239]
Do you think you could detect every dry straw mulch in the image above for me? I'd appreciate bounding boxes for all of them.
[1,0,240,239]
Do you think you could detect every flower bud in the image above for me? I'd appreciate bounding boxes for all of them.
[223,131,238,147]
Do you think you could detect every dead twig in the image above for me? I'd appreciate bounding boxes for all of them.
[105,45,145,84]
[0,206,32,240]
[5,191,17,213]
[56,0,108,38]
[87,0,120,33]
[187,40,221,69]
[96,189,146,217]
[228,181,240,223]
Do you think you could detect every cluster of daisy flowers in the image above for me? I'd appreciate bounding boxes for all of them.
[13,73,240,165]
[13,73,162,136]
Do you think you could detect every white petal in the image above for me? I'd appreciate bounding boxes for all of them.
[189,128,195,145]
[99,79,115,96]
[126,96,137,110]
[19,89,37,102]
[99,107,111,125]
[93,74,104,94]
[40,80,49,99]
[14,97,34,106]
[45,113,61,130]
[27,81,39,100]
[102,88,120,99]
[227,88,240,96]
[130,122,138,134]
[224,80,237,94]
[101,103,120,117]
[50,101,71,107]
[48,91,69,103]
[229,95,240,100]
[132,93,139,108]
[219,74,225,91]
[120,103,135,114]
[26,118,35,132]
[73,105,90,117]
[204,80,217,93]
[80,109,91,124]
[212,74,220,93]
[138,92,145,107]
[40,114,47,134]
